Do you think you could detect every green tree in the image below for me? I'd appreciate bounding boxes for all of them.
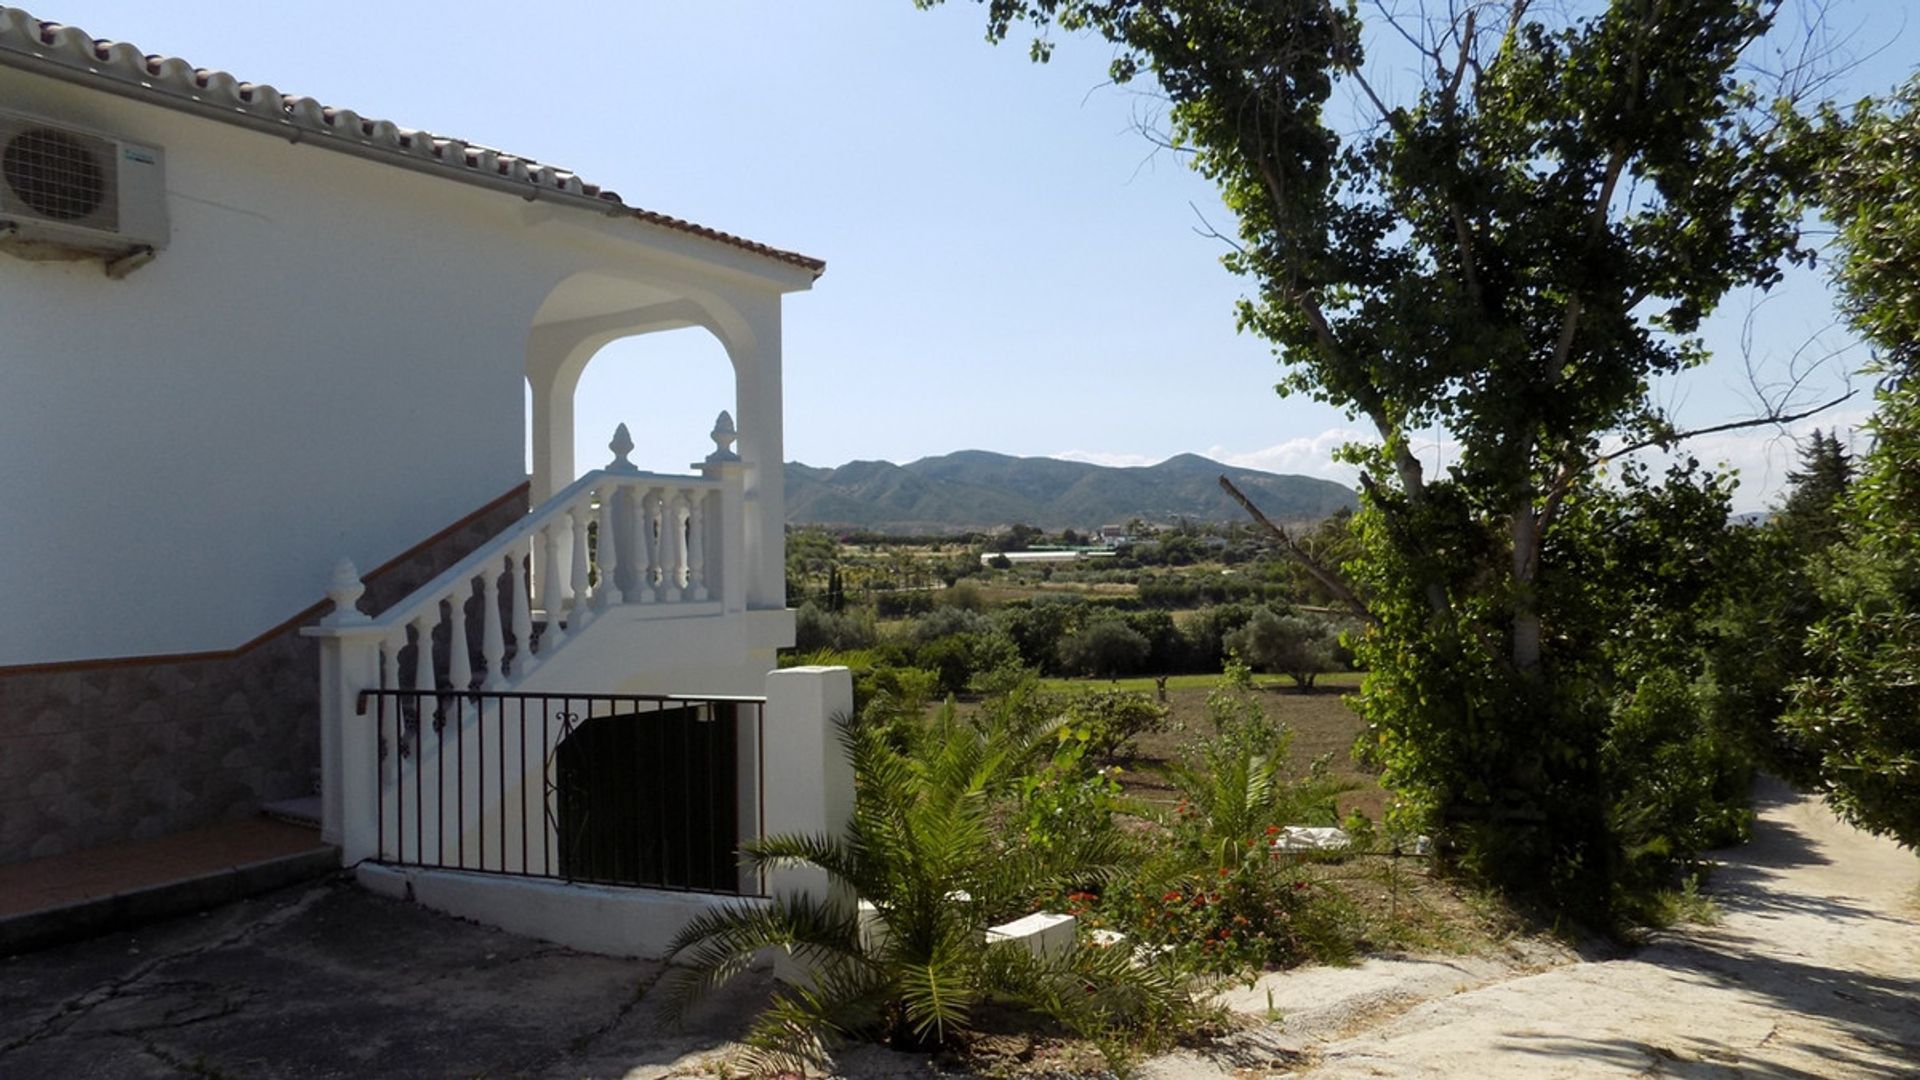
[1224,608,1338,688]
[932,0,1819,917]
[1708,434,1851,781]
[1784,76,1920,845]
[1058,617,1152,678]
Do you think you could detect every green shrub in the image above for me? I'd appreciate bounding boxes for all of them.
[1058,618,1152,678]
[1084,681,1356,973]
[1605,671,1751,919]
[662,710,1192,1073]
[1225,609,1340,688]
[1058,688,1170,760]
[794,601,878,653]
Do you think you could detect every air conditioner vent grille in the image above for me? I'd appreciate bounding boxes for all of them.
[3,127,115,226]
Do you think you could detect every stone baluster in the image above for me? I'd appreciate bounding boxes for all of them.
[596,484,623,608]
[379,631,403,691]
[637,484,660,599]
[643,489,665,602]
[481,556,506,690]
[568,500,592,628]
[662,491,686,603]
[687,490,709,602]
[411,612,436,693]
[541,518,568,618]
[602,425,640,607]
[540,519,568,649]
[509,539,537,674]
[445,585,472,694]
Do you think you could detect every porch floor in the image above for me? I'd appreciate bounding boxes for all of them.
[0,816,337,955]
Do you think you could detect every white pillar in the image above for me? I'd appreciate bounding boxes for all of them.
[732,300,786,611]
[715,462,747,614]
[526,374,575,506]
[303,561,385,854]
[760,666,854,904]
[525,328,595,505]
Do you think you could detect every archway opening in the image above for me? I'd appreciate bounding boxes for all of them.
[571,328,736,479]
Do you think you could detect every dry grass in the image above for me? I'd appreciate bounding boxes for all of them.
[1109,682,1388,822]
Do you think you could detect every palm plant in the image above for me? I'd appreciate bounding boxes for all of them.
[1160,678,1347,861]
[662,704,1190,1074]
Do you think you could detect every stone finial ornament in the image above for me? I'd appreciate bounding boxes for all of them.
[706,410,740,464]
[607,422,639,473]
[321,559,370,625]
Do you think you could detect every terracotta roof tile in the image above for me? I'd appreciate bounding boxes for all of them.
[0,7,824,277]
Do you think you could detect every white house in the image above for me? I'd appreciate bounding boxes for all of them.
[0,6,850,956]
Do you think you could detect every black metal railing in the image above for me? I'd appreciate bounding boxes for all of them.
[357,689,766,896]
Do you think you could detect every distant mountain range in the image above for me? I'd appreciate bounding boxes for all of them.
[784,450,1357,533]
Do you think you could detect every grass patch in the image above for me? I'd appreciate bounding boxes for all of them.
[1639,873,1722,929]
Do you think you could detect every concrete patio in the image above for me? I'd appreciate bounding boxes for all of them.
[1,875,786,1079]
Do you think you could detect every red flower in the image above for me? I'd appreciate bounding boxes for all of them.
[1162,890,1182,903]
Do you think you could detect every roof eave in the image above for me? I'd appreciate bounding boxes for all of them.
[0,9,825,280]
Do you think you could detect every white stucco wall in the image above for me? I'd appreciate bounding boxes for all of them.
[1,69,807,665]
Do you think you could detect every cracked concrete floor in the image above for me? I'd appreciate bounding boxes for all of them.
[0,877,779,1079]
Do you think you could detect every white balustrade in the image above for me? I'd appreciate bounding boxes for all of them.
[411,612,435,693]
[688,491,709,602]
[508,540,535,678]
[481,558,506,690]
[629,487,653,604]
[319,419,740,703]
[541,518,570,645]
[567,500,592,627]
[448,588,473,693]
[641,488,663,601]
[596,488,623,607]
[311,417,751,864]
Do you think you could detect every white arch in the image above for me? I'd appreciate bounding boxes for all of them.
[522,268,787,612]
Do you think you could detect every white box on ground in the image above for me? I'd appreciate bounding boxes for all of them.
[987,911,1077,959]
[1272,826,1352,853]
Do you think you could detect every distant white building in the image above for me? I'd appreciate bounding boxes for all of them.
[981,549,1118,566]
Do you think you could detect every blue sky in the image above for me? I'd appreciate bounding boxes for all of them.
[56,0,1916,511]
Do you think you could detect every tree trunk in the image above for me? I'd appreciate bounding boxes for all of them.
[1510,502,1543,673]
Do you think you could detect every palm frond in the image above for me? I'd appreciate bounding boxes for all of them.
[982,939,1193,1068]
[741,831,873,893]
[733,960,897,1076]
[660,894,865,1021]
[895,950,980,1046]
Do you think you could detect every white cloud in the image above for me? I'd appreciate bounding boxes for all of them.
[1055,409,1873,514]
[1051,449,1164,468]
[1054,427,1385,484]
[1205,428,1372,482]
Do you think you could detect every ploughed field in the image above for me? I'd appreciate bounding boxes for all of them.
[1047,675,1388,822]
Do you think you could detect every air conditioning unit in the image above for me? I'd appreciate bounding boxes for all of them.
[0,110,168,278]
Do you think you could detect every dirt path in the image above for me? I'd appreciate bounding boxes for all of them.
[1161,778,1920,1079]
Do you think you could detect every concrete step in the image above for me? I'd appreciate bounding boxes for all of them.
[0,817,339,957]
[261,795,322,830]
